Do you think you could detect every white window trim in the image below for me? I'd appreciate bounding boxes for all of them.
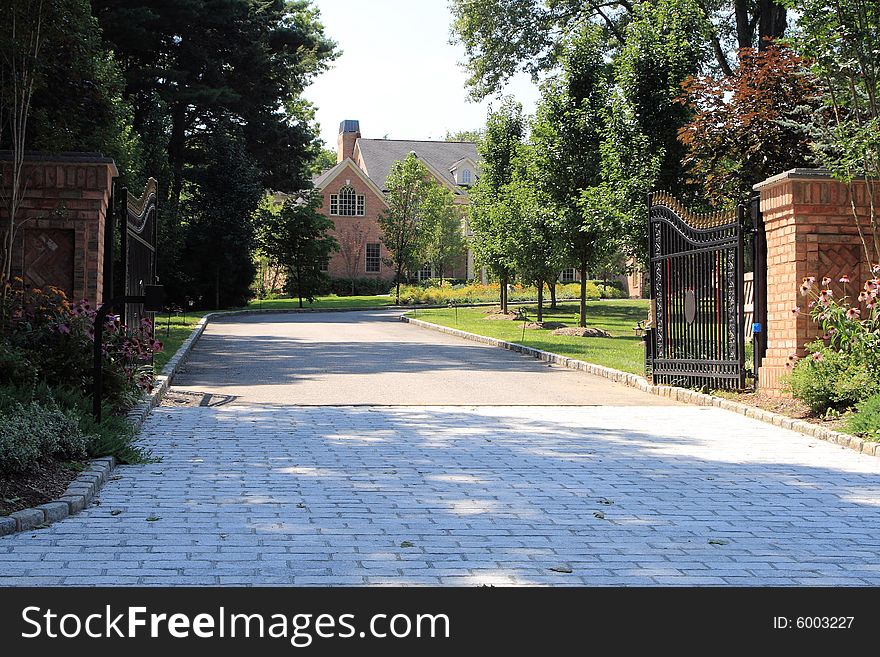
[365,243,381,274]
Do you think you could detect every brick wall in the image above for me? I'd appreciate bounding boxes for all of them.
[755,169,874,391]
[318,169,470,282]
[318,172,394,280]
[1,153,117,306]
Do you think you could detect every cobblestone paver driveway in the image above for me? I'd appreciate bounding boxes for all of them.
[2,312,879,585]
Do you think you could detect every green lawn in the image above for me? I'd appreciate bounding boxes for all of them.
[407,300,650,374]
[152,310,212,372]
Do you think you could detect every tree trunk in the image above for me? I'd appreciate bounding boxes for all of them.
[536,278,544,322]
[757,0,787,48]
[215,267,220,310]
[500,272,508,313]
[579,263,588,328]
[549,277,557,309]
[297,264,304,308]
[395,265,403,304]
[168,101,187,223]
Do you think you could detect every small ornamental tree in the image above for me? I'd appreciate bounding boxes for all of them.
[379,154,435,304]
[508,147,566,322]
[258,192,339,309]
[419,185,466,285]
[468,97,525,312]
[337,221,368,295]
[678,44,821,208]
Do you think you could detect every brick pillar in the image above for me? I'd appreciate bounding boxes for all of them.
[0,152,118,306]
[754,169,874,391]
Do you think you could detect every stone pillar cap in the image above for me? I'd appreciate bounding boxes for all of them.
[0,151,118,177]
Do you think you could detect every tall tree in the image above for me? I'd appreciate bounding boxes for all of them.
[258,192,338,308]
[90,0,338,302]
[378,154,435,304]
[531,26,621,327]
[310,146,337,175]
[449,0,789,99]
[444,129,484,143]
[419,186,467,285]
[468,97,525,312]
[507,146,566,322]
[181,130,263,309]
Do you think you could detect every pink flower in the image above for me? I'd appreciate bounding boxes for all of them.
[873,264,880,275]
[821,276,832,286]
[847,307,861,319]
[858,291,868,303]
[791,306,800,315]
[839,275,850,284]
[57,323,70,335]
[811,352,824,362]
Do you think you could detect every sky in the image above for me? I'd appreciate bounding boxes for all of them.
[304,0,540,149]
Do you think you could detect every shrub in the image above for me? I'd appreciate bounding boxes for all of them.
[0,281,162,412]
[0,400,88,474]
[0,343,37,388]
[322,278,392,296]
[0,384,150,465]
[786,342,878,413]
[845,393,880,440]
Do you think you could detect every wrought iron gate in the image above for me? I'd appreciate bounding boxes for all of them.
[118,178,158,328]
[647,192,746,390]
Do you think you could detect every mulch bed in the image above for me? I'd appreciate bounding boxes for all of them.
[721,390,847,432]
[1,458,85,517]
[551,327,612,338]
[485,312,519,320]
[525,321,567,330]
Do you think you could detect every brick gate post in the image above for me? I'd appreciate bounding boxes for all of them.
[754,169,875,392]
[0,152,118,306]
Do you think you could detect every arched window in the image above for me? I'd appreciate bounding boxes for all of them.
[330,184,365,216]
[462,169,472,185]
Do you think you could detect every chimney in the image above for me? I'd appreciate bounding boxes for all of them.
[337,119,361,163]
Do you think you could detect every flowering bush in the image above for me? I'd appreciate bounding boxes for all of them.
[396,282,625,305]
[0,280,163,410]
[788,271,880,412]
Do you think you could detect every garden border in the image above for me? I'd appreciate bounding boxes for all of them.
[400,315,880,459]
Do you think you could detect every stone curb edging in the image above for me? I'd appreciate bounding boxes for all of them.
[400,315,880,459]
[0,457,116,536]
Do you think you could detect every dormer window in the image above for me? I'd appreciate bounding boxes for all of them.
[330,184,365,216]
[462,169,472,185]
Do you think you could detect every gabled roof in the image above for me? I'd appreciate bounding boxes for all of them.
[312,158,387,203]
[449,156,477,172]
[355,139,478,191]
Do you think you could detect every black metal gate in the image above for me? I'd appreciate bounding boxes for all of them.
[115,178,158,328]
[647,191,746,390]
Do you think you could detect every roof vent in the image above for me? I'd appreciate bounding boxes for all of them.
[339,119,360,134]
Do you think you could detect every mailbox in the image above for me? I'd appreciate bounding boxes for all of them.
[144,285,166,312]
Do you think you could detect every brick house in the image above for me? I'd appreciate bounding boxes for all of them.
[313,120,477,282]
